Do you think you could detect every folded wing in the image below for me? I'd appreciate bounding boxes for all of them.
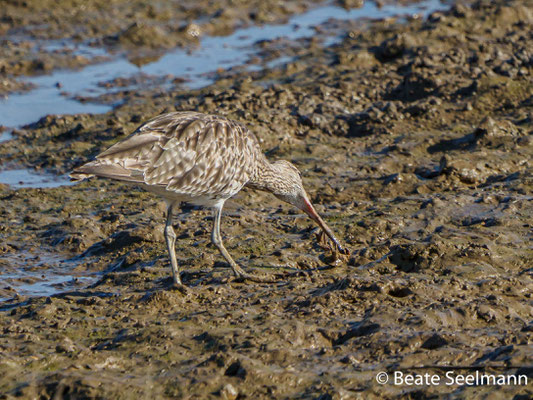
[71,112,260,199]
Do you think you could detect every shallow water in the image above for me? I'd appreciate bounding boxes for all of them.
[0,130,13,143]
[0,272,95,302]
[0,252,97,302]
[0,168,75,188]
[0,0,448,128]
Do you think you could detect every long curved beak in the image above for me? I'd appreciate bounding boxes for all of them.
[300,197,348,255]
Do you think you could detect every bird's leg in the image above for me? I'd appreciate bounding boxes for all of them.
[211,204,275,283]
[165,204,186,290]
[211,203,248,278]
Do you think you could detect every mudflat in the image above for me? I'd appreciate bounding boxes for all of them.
[0,0,531,398]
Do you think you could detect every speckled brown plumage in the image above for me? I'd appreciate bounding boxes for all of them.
[72,111,265,206]
[72,111,346,288]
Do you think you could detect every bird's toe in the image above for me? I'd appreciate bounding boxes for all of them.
[239,272,277,284]
[170,282,190,295]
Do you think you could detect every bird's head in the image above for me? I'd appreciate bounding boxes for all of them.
[269,160,347,255]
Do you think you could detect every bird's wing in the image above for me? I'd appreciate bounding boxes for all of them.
[72,112,260,199]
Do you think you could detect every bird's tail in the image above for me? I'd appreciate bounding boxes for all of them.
[70,165,94,181]
[70,161,142,183]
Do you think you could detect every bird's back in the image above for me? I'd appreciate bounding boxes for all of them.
[72,112,263,202]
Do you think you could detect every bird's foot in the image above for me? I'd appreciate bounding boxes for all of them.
[169,281,190,295]
[231,271,277,284]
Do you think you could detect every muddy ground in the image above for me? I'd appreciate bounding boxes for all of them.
[0,0,532,398]
[0,0,331,95]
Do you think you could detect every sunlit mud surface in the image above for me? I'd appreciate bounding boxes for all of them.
[0,0,532,398]
[0,0,447,127]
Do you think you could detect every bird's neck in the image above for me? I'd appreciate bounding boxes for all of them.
[246,156,279,193]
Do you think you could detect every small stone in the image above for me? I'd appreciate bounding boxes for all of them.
[421,333,448,349]
[338,0,364,9]
[56,337,77,353]
[220,383,238,400]
[184,23,201,38]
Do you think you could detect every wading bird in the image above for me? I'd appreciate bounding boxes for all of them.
[72,112,347,289]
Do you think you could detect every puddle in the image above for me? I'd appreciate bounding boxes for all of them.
[0,0,449,128]
[0,169,75,189]
[7,33,110,59]
[0,272,95,302]
[38,39,110,58]
[0,67,116,128]
[0,251,97,302]
[0,130,13,143]
[119,0,449,87]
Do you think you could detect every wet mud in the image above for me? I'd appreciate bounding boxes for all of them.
[1,0,329,95]
[0,0,532,398]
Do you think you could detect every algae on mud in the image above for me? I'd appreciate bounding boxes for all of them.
[0,0,532,399]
